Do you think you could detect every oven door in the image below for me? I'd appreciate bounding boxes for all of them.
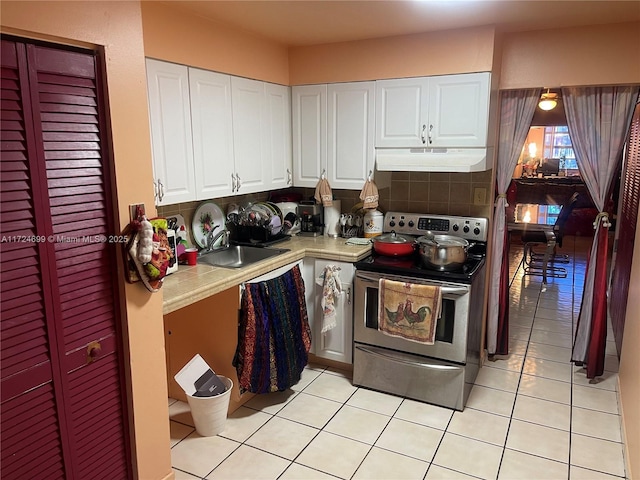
[354,270,470,364]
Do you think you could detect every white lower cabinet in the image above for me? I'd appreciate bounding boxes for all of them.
[311,258,355,364]
[301,257,316,355]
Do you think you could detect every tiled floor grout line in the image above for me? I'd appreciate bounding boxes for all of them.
[297,382,365,480]
[214,367,403,480]
[240,371,476,479]
[541,236,575,480]
[420,403,456,480]
[211,373,328,479]
[496,253,542,480]
[567,236,578,480]
[503,236,589,478]
[247,370,331,479]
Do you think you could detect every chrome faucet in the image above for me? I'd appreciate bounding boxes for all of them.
[205,225,230,252]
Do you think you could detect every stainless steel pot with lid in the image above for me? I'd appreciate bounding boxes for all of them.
[416,234,471,271]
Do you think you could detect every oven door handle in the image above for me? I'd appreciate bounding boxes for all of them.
[356,272,469,295]
[355,345,461,370]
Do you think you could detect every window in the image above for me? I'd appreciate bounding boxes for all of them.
[543,126,578,170]
[515,126,580,177]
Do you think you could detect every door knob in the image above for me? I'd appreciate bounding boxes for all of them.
[86,341,102,364]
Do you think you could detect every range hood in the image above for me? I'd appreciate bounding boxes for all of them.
[376,147,488,173]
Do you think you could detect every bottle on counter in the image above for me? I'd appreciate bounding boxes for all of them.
[363,209,383,238]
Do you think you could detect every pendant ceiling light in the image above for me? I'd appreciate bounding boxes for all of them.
[539,89,559,111]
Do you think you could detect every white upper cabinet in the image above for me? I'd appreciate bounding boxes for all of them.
[264,83,293,190]
[147,58,491,205]
[292,85,326,187]
[231,77,267,194]
[375,72,490,148]
[189,68,235,199]
[293,82,375,189]
[375,77,428,148]
[146,59,196,205]
[428,73,490,147]
[146,59,293,204]
[327,82,375,190]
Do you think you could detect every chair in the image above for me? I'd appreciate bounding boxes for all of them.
[521,192,580,283]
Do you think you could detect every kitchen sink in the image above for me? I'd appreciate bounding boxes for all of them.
[197,245,289,269]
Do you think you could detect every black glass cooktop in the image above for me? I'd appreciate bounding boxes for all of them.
[355,247,486,284]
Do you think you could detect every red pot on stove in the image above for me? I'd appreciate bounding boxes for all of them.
[370,231,416,256]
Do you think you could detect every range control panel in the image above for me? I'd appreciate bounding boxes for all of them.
[383,212,489,242]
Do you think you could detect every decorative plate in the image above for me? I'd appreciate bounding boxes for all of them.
[192,201,226,249]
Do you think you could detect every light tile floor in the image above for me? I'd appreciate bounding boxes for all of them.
[168,235,628,480]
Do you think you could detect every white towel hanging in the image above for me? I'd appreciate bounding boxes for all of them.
[320,265,342,333]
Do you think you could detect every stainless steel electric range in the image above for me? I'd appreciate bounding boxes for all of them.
[352,212,488,411]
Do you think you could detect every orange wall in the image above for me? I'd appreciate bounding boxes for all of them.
[141,2,289,85]
[500,22,640,89]
[289,26,497,84]
[1,2,172,480]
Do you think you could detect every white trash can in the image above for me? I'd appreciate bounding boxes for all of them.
[186,376,233,436]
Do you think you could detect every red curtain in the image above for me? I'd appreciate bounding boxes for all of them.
[495,227,510,355]
[585,224,609,378]
[564,86,640,379]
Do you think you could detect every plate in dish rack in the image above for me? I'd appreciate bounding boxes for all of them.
[192,201,226,248]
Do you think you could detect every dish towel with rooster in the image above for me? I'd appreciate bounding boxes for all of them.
[320,265,342,333]
[233,264,311,394]
[378,279,442,344]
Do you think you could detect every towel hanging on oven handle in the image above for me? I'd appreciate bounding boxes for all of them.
[356,272,469,295]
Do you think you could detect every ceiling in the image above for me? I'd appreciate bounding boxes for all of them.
[162,0,640,47]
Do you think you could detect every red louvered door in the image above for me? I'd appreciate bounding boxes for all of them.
[610,101,640,357]
[0,39,68,480]
[0,37,130,479]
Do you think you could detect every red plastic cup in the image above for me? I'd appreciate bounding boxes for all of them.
[183,248,198,266]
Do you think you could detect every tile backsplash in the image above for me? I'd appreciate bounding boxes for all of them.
[387,170,493,218]
[157,170,493,245]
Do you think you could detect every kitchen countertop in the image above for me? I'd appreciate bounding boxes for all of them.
[162,235,372,315]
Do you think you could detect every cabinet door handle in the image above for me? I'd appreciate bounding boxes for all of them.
[287,168,292,186]
[153,180,158,201]
[421,124,426,144]
[428,124,433,145]
[231,173,237,192]
[236,173,242,192]
[346,286,351,305]
[157,179,165,202]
